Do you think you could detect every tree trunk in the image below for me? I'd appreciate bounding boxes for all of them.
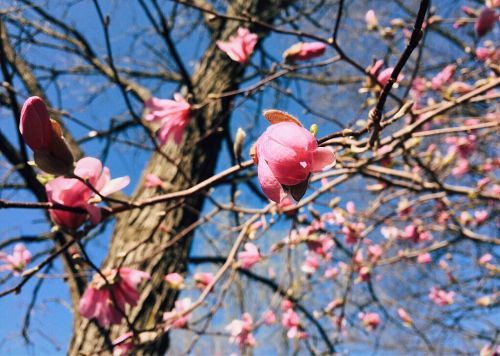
[69,1,291,354]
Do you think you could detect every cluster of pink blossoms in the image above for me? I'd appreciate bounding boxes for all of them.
[79,268,151,326]
[0,243,32,275]
[429,287,456,306]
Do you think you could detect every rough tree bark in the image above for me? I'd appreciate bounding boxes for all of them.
[69,1,292,354]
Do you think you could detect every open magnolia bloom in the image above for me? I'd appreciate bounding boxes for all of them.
[252,110,336,203]
[46,157,130,229]
[216,27,258,63]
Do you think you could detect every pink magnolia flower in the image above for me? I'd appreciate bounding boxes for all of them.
[79,268,150,326]
[429,287,455,306]
[193,272,214,289]
[397,308,413,326]
[238,242,261,269]
[144,174,164,188]
[359,312,381,331]
[476,47,500,61]
[306,234,334,258]
[0,243,32,275]
[19,96,74,175]
[342,222,365,245]
[401,225,433,243]
[377,67,404,87]
[283,42,326,61]
[225,313,256,348]
[368,244,383,262]
[475,7,498,37]
[417,253,432,264]
[282,308,306,339]
[262,309,276,325]
[144,94,190,145]
[301,253,320,275]
[217,27,258,63]
[445,134,476,159]
[46,157,130,229]
[365,10,379,30]
[112,332,134,356]
[255,121,335,203]
[431,64,456,91]
[163,297,192,330]
[164,272,185,289]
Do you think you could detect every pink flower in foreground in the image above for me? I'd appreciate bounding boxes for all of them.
[144,94,191,145]
[226,313,256,348]
[79,268,150,327]
[164,272,185,289]
[193,272,214,289]
[365,10,379,30]
[431,64,456,91]
[475,7,498,37]
[46,157,130,229]
[163,297,192,330]
[238,243,262,269]
[359,312,381,331]
[429,287,455,306]
[254,119,335,203]
[262,309,276,325]
[417,253,432,264]
[283,42,326,62]
[0,243,32,275]
[19,96,74,175]
[217,27,258,63]
[397,308,413,326]
[112,332,134,356]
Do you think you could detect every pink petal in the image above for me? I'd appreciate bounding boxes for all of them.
[311,147,336,172]
[74,157,103,184]
[257,158,285,203]
[100,176,130,196]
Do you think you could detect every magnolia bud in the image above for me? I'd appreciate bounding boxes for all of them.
[365,10,379,31]
[19,96,53,151]
[233,127,247,161]
[475,7,498,37]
